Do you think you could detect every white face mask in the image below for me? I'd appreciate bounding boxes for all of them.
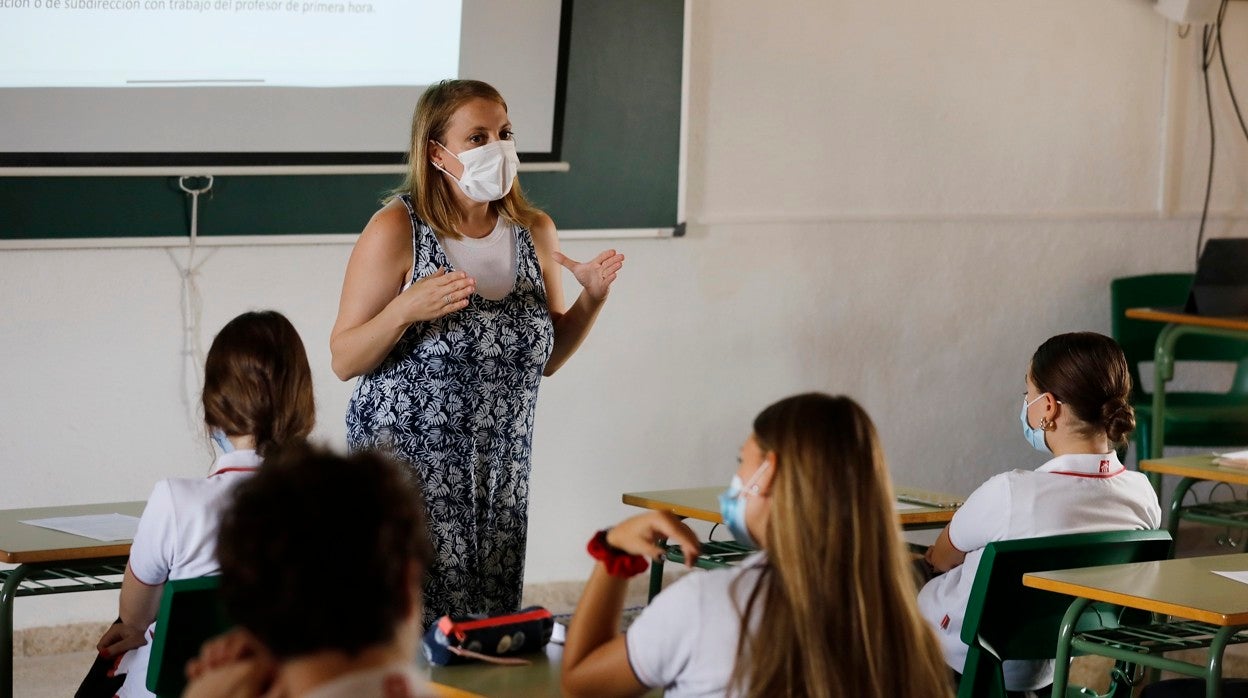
[434,140,519,203]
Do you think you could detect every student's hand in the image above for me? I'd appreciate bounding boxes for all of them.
[605,511,700,567]
[553,249,624,302]
[185,628,272,680]
[183,659,279,698]
[392,267,476,324]
[96,620,147,657]
[184,629,279,698]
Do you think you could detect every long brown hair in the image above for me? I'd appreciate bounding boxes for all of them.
[730,393,952,698]
[390,79,543,239]
[202,311,315,457]
[1030,332,1135,447]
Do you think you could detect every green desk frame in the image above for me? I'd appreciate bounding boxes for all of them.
[1141,457,1248,555]
[0,500,144,698]
[1,558,128,698]
[1143,317,1248,490]
[1031,553,1248,698]
[1053,599,1248,698]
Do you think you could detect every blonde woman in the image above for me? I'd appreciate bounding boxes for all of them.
[331,79,624,629]
[561,393,952,698]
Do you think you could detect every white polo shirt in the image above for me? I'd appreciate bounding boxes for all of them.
[115,449,263,698]
[917,451,1161,691]
[625,551,767,698]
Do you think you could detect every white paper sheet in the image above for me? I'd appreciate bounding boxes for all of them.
[1218,449,1248,460]
[19,514,141,542]
[1212,570,1248,585]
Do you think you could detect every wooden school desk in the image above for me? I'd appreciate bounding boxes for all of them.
[424,646,563,698]
[0,500,145,698]
[623,485,961,598]
[1025,553,1248,698]
[1140,455,1248,544]
[424,643,662,698]
[1125,308,1248,486]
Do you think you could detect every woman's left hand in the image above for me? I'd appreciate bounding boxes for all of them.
[553,249,624,302]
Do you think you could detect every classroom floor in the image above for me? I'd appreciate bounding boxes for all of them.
[14,528,1248,696]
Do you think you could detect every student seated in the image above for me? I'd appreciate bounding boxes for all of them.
[918,332,1162,694]
[561,393,953,698]
[183,444,435,698]
[77,310,315,698]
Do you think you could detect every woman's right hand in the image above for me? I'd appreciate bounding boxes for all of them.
[330,202,476,381]
[604,511,701,567]
[389,267,476,325]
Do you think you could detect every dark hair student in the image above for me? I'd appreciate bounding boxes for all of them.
[919,331,1160,694]
[1029,331,1136,447]
[181,445,436,697]
[217,443,433,659]
[79,310,316,698]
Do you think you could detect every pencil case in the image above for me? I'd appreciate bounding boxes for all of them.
[421,606,554,666]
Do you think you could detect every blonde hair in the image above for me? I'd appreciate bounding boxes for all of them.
[390,79,543,239]
[730,393,952,698]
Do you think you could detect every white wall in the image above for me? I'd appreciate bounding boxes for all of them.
[4,0,1248,630]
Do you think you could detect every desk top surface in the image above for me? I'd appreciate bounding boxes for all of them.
[622,486,960,526]
[1125,308,1248,332]
[0,501,146,564]
[424,645,562,698]
[1024,553,1248,626]
[1140,455,1248,485]
[423,644,660,698]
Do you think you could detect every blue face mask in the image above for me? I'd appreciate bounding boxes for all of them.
[718,461,770,549]
[1020,394,1051,454]
[210,428,234,454]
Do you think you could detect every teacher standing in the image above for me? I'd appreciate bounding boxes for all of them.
[331,79,623,629]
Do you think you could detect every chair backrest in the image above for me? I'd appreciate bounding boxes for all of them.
[1110,274,1248,399]
[146,575,231,698]
[961,529,1172,661]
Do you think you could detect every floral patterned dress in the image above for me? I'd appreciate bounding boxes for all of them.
[346,195,554,629]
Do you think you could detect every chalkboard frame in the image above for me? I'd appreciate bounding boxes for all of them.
[0,0,685,241]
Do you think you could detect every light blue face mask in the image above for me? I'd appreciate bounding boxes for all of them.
[210,428,234,454]
[718,461,770,549]
[1020,394,1051,454]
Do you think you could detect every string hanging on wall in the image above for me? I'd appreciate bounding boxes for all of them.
[173,175,213,432]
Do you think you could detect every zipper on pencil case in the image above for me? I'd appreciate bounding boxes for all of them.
[439,608,552,636]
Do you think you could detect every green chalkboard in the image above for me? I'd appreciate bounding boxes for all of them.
[0,0,682,240]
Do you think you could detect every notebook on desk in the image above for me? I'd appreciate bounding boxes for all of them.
[894,488,964,509]
[1179,239,1248,317]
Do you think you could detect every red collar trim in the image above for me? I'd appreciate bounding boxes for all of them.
[209,466,259,478]
[1048,457,1125,478]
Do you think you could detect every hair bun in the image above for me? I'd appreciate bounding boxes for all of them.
[1101,398,1136,445]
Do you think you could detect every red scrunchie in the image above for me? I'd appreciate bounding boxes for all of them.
[586,530,649,578]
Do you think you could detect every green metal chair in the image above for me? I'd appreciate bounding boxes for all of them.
[1111,274,1248,463]
[145,575,231,698]
[958,529,1173,698]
